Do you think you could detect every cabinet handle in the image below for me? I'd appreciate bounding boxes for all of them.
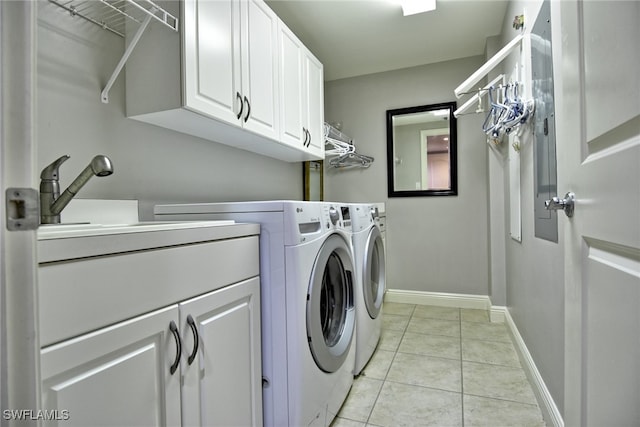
[244,96,251,122]
[303,127,308,146]
[186,314,199,365]
[236,92,243,120]
[169,321,182,375]
[306,129,312,147]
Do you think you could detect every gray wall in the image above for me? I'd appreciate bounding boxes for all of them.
[36,2,301,219]
[324,56,490,296]
[492,0,565,415]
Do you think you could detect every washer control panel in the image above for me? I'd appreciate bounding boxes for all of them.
[322,203,352,231]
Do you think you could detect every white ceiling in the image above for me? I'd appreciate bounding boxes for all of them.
[266,0,509,81]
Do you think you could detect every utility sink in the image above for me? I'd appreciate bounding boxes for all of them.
[37,220,236,239]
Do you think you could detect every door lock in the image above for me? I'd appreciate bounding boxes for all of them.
[545,192,575,218]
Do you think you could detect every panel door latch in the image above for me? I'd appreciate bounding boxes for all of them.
[545,191,575,218]
[5,188,39,231]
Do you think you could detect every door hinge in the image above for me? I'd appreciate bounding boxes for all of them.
[5,188,39,231]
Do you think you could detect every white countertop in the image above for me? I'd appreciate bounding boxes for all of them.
[38,221,260,263]
[37,220,236,240]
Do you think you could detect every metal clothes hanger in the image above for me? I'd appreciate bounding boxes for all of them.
[329,152,374,169]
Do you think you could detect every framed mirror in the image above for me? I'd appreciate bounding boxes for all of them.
[386,102,457,197]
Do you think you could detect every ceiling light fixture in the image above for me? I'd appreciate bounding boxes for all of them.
[399,0,436,16]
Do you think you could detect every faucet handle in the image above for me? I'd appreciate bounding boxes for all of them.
[40,155,70,180]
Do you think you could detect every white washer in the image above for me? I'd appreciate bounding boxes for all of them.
[154,201,356,427]
[349,203,386,375]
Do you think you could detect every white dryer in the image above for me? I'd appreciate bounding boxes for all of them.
[349,203,386,375]
[154,201,356,427]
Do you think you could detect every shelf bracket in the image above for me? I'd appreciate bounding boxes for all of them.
[101,12,153,103]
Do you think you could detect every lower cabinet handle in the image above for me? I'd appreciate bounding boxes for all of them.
[186,314,199,365]
[244,96,251,123]
[236,92,243,120]
[169,321,181,375]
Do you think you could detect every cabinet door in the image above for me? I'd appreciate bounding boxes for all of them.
[278,22,325,158]
[40,306,182,427]
[303,52,325,157]
[240,0,280,140]
[278,22,305,148]
[180,277,262,427]
[184,0,242,126]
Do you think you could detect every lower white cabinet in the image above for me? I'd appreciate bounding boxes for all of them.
[38,224,262,426]
[40,305,182,426]
[180,278,262,427]
[40,278,261,427]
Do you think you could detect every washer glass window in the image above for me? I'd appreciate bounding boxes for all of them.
[370,243,380,302]
[307,234,355,373]
[364,228,386,319]
[321,253,348,346]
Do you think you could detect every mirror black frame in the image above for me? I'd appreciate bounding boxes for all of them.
[386,102,458,197]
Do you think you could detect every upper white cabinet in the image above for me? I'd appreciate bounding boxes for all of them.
[278,22,325,158]
[183,0,279,140]
[126,0,323,162]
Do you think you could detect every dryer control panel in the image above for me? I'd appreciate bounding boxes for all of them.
[349,204,375,232]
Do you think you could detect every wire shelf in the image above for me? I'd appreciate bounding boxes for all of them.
[48,0,178,38]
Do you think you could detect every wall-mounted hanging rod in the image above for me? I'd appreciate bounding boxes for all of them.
[454,34,524,98]
[323,123,374,169]
[454,74,505,118]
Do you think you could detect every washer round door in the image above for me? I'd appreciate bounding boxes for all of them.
[307,233,355,373]
[363,226,386,319]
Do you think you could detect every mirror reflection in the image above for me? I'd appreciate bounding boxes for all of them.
[386,102,457,197]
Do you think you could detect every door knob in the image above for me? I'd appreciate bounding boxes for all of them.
[545,192,575,218]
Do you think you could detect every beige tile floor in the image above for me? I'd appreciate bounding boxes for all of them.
[331,303,547,427]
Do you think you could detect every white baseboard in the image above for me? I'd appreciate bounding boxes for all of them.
[502,308,564,427]
[384,289,491,310]
[490,305,507,323]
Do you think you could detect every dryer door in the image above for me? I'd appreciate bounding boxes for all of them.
[307,234,355,373]
[363,226,386,319]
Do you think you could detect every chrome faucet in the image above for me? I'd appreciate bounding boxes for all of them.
[40,155,114,224]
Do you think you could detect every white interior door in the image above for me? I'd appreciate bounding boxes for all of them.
[554,1,640,425]
[1,0,40,415]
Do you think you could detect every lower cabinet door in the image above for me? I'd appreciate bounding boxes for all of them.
[40,305,182,427]
[180,277,262,427]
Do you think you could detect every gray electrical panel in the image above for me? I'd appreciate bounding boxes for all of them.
[531,0,558,242]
